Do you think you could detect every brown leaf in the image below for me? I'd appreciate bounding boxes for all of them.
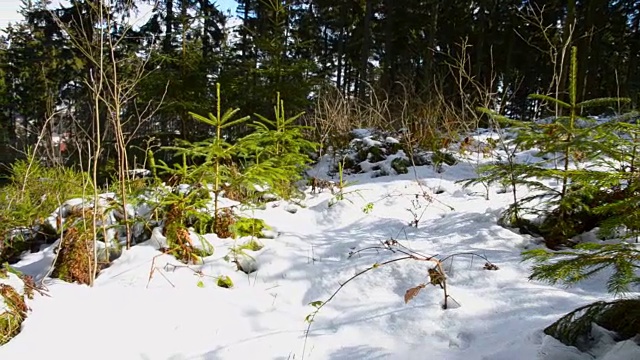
[404,284,426,304]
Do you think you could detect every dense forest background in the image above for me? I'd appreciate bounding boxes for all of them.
[0,0,638,175]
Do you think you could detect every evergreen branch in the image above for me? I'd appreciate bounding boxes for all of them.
[528,94,571,109]
[525,243,640,295]
[576,97,630,108]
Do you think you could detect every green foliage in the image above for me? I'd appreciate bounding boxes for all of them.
[160,187,215,264]
[0,283,28,346]
[362,202,375,214]
[391,158,410,174]
[156,83,250,241]
[543,299,640,350]
[0,152,87,262]
[229,217,270,239]
[432,151,458,167]
[154,84,313,261]
[216,275,234,288]
[240,92,319,200]
[51,208,98,285]
[238,239,264,252]
[464,47,632,248]
[524,242,640,295]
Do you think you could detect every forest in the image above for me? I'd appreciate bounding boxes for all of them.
[1,0,639,170]
[0,1,639,359]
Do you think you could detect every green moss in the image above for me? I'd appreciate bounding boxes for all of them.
[391,158,411,174]
[432,151,458,166]
[217,275,234,288]
[51,215,96,285]
[229,217,270,238]
[387,141,403,154]
[239,239,264,251]
[368,146,385,162]
[0,283,28,346]
[355,147,369,163]
[0,311,23,345]
[339,156,361,173]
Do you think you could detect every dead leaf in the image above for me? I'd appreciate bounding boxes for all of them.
[404,284,426,304]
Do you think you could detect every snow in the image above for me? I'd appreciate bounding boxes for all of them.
[0,134,638,359]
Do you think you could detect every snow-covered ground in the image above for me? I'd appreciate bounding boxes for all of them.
[0,130,638,360]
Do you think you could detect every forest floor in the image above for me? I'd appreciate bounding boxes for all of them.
[0,129,638,360]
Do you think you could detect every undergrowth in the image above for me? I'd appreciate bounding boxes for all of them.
[0,152,86,263]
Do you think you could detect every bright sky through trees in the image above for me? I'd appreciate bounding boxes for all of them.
[0,0,237,30]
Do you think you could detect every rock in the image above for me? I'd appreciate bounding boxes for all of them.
[285,205,298,214]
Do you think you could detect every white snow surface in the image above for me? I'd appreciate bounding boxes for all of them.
[1,134,639,360]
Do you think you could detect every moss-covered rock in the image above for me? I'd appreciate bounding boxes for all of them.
[367,146,386,162]
[386,139,403,154]
[0,310,23,346]
[51,210,98,285]
[391,158,411,175]
[0,272,30,346]
[230,217,270,238]
[432,151,458,166]
[51,227,95,285]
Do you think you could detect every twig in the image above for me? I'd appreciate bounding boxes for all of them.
[301,256,414,360]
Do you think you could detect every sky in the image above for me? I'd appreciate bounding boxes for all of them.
[0,0,238,31]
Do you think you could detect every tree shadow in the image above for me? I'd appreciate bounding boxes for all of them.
[327,345,392,359]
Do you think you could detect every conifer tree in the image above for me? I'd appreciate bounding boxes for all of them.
[465,47,631,248]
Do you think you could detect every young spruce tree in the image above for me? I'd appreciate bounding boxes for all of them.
[465,47,630,248]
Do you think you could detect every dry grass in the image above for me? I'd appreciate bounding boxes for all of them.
[303,81,482,164]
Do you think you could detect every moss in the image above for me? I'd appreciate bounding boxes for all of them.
[355,149,367,163]
[387,141,403,154]
[339,156,361,174]
[412,152,432,166]
[432,151,458,166]
[229,217,270,238]
[214,208,236,239]
[217,275,234,288]
[391,158,411,175]
[51,210,97,285]
[51,227,94,285]
[239,239,264,251]
[0,284,28,346]
[368,146,386,162]
[0,311,23,345]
